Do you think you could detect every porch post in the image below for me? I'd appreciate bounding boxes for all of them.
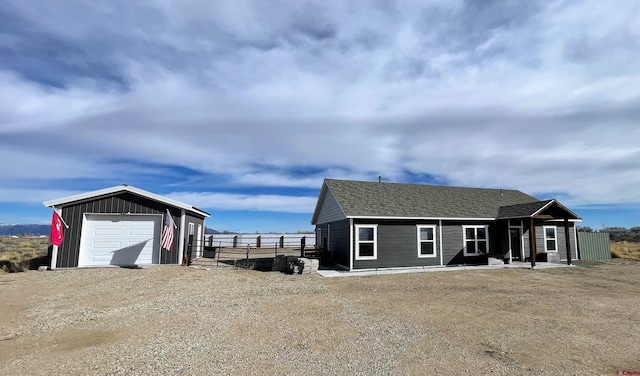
[529,218,537,268]
[564,217,572,265]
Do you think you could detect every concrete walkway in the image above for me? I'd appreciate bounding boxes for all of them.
[317,262,574,278]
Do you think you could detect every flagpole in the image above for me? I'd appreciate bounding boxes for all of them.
[51,206,70,229]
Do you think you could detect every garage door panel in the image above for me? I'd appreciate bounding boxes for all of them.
[129,228,154,236]
[80,215,161,267]
[94,241,122,248]
[95,228,122,236]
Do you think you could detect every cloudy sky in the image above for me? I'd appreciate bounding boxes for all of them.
[1,0,639,232]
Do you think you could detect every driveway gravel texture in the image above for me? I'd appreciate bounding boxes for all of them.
[1,260,639,375]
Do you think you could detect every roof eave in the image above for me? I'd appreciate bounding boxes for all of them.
[43,185,211,218]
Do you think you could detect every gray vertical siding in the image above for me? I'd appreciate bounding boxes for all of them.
[56,192,195,267]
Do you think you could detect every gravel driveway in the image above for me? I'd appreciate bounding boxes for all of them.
[1,260,639,375]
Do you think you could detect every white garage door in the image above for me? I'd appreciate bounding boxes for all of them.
[79,214,162,267]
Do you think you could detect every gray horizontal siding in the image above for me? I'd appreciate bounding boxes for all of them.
[315,190,346,224]
[353,219,441,269]
[328,219,350,268]
[441,221,497,266]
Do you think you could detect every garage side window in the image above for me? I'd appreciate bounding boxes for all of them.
[355,224,377,260]
[188,222,194,235]
[417,225,437,258]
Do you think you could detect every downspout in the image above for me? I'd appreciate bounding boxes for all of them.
[178,209,186,265]
[439,220,443,266]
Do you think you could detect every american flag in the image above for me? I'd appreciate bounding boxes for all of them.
[161,209,175,251]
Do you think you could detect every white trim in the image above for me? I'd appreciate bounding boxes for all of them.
[349,219,353,270]
[543,225,558,252]
[416,225,437,258]
[348,215,494,221]
[50,245,58,269]
[530,200,556,217]
[462,225,489,256]
[196,224,203,258]
[354,224,377,260]
[43,185,210,218]
[439,220,443,266]
[178,209,186,263]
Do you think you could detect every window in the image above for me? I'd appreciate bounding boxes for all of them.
[355,225,377,260]
[463,225,489,256]
[417,225,437,258]
[188,222,195,235]
[544,226,557,252]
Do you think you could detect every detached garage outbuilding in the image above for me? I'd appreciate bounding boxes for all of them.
[44,185,210,269]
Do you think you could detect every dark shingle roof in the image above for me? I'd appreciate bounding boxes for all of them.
[324,179,540,219]
[497,200,553,219]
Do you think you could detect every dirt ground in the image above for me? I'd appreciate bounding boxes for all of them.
[1,260,639,375]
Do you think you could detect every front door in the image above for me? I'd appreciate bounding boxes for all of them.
[510,228,522,261]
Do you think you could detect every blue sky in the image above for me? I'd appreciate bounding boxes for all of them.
[1,0,639,232]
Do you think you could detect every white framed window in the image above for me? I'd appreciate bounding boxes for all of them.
[355,224,377,260]
[417,225,437,258]
[463,225,489,256]
[544,226,557,252]
[188,222,195,235]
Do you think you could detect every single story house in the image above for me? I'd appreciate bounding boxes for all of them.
[43,185,210,269]
[312,179,581,271]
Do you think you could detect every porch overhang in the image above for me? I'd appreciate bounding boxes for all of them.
[497,199,581,268]
[497,199,580,221]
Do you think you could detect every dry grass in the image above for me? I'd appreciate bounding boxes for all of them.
[611,241,640,260]
[0,236,50,273]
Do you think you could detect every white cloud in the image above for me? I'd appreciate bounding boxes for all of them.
[167,192,317,214]
[1,0,639,218]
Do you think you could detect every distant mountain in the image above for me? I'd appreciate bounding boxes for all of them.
[0,224,50,236]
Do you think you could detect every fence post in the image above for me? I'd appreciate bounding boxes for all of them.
[279,235,284,249]
[233,235,238,248]
[217,241,222,266]
[300,236,306,257]
[275,242,278,258]
[246,244,250,269]
[257,236,261,248]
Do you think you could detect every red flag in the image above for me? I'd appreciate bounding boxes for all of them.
[50,211,64,246]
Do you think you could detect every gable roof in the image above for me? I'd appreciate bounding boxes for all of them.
[497,199,580,220]
[497,200,553,219]
[43,185,210,218]
[312,179,540,224]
